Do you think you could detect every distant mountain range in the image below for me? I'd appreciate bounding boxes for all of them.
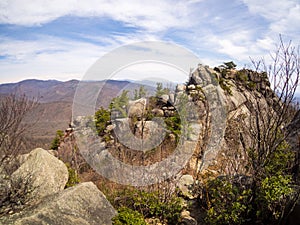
[0,79,156,149]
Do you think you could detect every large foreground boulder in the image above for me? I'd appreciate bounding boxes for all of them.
[0,182,117,225]
[12,148,69,200]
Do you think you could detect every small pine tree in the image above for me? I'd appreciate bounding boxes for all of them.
[134,86,147,100]
[223,61,237,70]
[50,130,64,150]
[111,90,129,117]
[95,107,110,135]
[155,83,169,97]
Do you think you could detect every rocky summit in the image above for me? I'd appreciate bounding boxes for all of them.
[1,62,299,224]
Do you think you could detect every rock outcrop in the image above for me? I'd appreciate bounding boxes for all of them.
[1,182,116,225]
[0,148,116,225]
[178,174,195,199]
[127,98,147,118]
[12,148,68,200]
[181,210,197,225]
[287,110,300,152]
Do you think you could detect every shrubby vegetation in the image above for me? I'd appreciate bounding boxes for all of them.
[64,162,80,188]
[134,86,147,100]
[164,115,181,141]
[95,107,111,135]
[112,207,146,225]
[0,174,35,216]
[156,82,170,97]
[110,188,183,225]
[203,138,295,224]
[204,177,252,224]
[214,61,236,95]
[50,129,64,150]
[110,90,129,118]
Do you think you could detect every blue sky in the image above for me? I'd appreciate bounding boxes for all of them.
[0,0,300,84]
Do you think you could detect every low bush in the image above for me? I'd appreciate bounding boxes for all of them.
[50,130,64,150]
[0,174,35,216]
[112,207,146,225]
[204,177,252,225]
[112,188,183,225]
[64,163,80,188]
[95,107,111,135]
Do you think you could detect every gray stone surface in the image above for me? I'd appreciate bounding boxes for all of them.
[127,98,147,118]
[160,94,169,103]
[287,110,300,152]
[178,175,194,199]
[181,210,197,225]
[12,148,68,200]
[176,84,186,92]
[1,182,117,225]
[169,93,175,103]
[151,108,164,117]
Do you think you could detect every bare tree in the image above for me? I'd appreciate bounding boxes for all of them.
[248,37,299,172]
[0,93,38,216]
[245,36,300,224]
[0,94,38,172]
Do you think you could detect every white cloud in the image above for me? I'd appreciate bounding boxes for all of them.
[0,33,181,83]
[0,0,74,26]
[1,0,299,84]
[112,62,188,84]
[242,0,300,40]
[218,40,247,57]
[0,36,108,83]
[0,0,197,32]
[242,0,296,21]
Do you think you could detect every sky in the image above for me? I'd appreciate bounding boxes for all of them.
[0,0,300,84]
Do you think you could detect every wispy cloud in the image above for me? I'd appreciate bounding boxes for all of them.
[0,36,106,82]
[242,0,300,39]
[0,0,197,32]
[0,0,299,83]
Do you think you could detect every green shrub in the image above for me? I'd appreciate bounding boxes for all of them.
[218,77,232,95]
[134,86,147,100]
[50,130,64,150]
[246,81,256,90]
[64,163,80,188]
[204,136,296,224]
[264,140,294,175]
[95,107,110,135]
[110,90,129,117]
[259,175,293,220]
[165,115,181,141]
[156,82,170,97]
[236,70,248,82]
[112,189,183,225]
[205,177,252,225]
[112,207,146,225]
[222,61,237,70]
